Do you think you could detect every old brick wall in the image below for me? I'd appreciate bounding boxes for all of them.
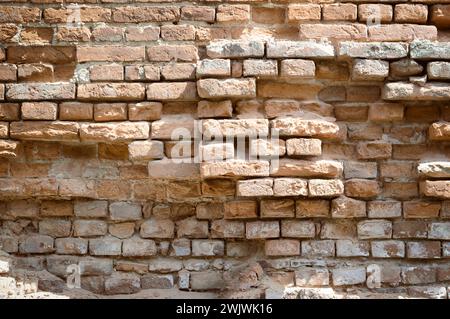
[0,0,449,298]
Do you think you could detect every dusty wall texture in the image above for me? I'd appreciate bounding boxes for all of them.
[0,0,450,299]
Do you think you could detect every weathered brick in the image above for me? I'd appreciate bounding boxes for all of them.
[352,59,389,81]
[109,202,141,221]
[104,272,140,295]
[198,100,233,118]
[224,200,258,219]
[267,41,335,59]
[0,140,20,158]
[6,83,75,101]
[287,4,320,22]
[383,82,450,101]
[402,266,436,285]
[429,222,450,240]
[0,103,19,120]
[176,217,209,239]
[201,160,269,178]
[89,237,122,256]
[59,102,93,121]
[271,119,339,138]
[198,78,256,99]
[192,240,224,256]
[368,201,402,218]
[358,220,392,239]
[122,237,156,257]
[202,118,268,138]
[181,6,215,22]
[428,62,450,80]
[246,221,279,239]
[429,122,450,140]
[161,25,195,41]
[237,178,273,197]
[77,46,145,62]
[395,4,428,24]
[207,40,264,59]
[10,121,79,141]
[281,220,315,238]
[295,268,329,286]
[345,179,380,199]
[332,268,366,286]
[125,26,159,42]
[265,239,300,256]
[93,103,127,122]
[302,240,335,257]
[211,220,245,239]
[336,240,370,257]
[190,271,223,290]
[403,201,441,218]
[74,200,108,218]
[299,23,367,41]
[74,220,107,237]
[358,4,393,23]
[371,240,405,258]
[39,219,71,238]
[128,141,164,161]
[339,42,408,59]
[78,83,145,101]
[19,235,54,254]
[296,200,330,218]
[80,122,149,143]
[420,181,450,199]
[20,102,56,121]
[344,161,377,179]
[43,6,110,23]
[216,4,250,23]
[309,179,344,198]
[271,159,343,178]
[147,82,197,101]
[323,4,357,21]
[112,6,180,23]
[331,196,366,218]
[55,238,88,255]
[431,5,450,28]
[148,45,198,62]
[129,102,162,121]
[273,178,308,197]
[140,218,174,239]
[261,199,295,218]
[407,241,441,259]
[368,24,436,42]
[357,141,392,159]
[280,59,315,78]
[393,220,428,239]
[41,201,73,217]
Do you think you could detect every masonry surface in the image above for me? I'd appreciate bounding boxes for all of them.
[0,0,449,299]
